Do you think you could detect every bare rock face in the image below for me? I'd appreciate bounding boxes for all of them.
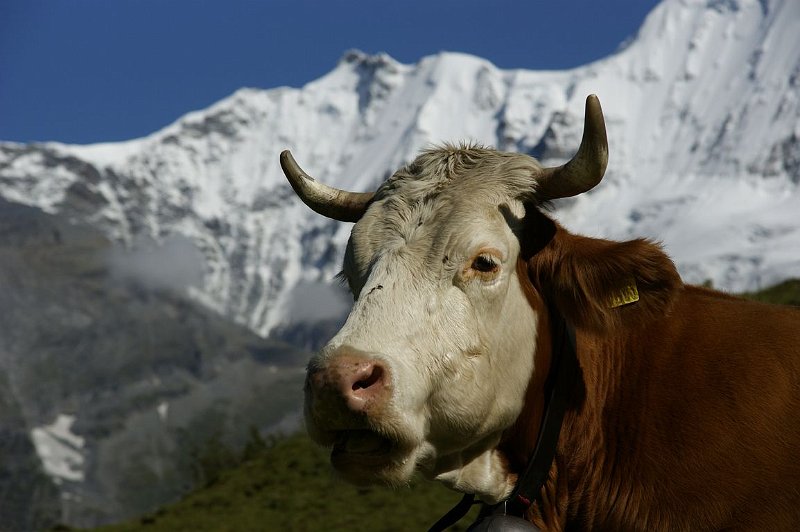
[0,199,307,527]
[0,368,60,531]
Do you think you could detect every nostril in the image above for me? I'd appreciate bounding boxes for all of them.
[353,365,384,391]
[309,352,390,414]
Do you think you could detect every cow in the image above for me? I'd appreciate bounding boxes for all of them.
[280,95,800,531]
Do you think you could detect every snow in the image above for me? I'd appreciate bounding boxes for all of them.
[0,0,799,340]
[63,139,143,167]
[157,402,169,421]
[30,414,85,484]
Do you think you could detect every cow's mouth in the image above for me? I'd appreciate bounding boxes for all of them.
[333,429,392,454]
[329,429,406,483]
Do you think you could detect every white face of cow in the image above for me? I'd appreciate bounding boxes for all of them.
[303,153,541,502]
[290,96,607,503]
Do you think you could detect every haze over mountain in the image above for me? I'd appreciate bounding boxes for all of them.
[0,0,798,526]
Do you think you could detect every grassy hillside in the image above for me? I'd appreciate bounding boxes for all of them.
[87,279,799,532]
[742,279,800,306]
[90,431,478,532]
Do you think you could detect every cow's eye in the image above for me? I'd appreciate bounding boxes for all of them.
[471,254,499,274]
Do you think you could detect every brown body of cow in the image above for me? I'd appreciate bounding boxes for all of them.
[506,207,800,530]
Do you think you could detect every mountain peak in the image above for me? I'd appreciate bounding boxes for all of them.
[339,49,399,69]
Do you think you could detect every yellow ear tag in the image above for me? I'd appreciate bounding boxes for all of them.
[609,278,640,308]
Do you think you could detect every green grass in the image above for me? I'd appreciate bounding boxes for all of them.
[742,279,800,307]
[91,432,478,532]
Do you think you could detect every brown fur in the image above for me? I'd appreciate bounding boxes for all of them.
[503,205,800,531]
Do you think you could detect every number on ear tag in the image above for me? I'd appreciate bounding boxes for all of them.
[609,278,639,308]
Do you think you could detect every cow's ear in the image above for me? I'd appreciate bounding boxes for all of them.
[520,207,682,332]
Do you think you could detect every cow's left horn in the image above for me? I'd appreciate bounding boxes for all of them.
[280,151,374,222]
[534,94,609,200]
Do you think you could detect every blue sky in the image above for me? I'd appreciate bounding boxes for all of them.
[0,0,660,144]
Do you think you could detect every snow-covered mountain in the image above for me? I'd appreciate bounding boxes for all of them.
[0,0,799,525]
[2,0,799,341]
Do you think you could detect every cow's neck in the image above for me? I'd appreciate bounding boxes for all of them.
[497,279,651,528]
[498,260,557,470]
[492,262,587,527]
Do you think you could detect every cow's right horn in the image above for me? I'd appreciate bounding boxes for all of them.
[280,151,374,222]
[533,94,609,200]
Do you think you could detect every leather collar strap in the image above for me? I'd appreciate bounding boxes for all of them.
[504,304,577,517]
[428,304,578,531]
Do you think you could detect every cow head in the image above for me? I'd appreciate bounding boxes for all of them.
[282,96,608,502]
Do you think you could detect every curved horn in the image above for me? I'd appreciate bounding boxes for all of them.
[534,94,609,200]
[280,150,374,222]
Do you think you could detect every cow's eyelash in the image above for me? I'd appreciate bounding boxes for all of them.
[334,270,349,287]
